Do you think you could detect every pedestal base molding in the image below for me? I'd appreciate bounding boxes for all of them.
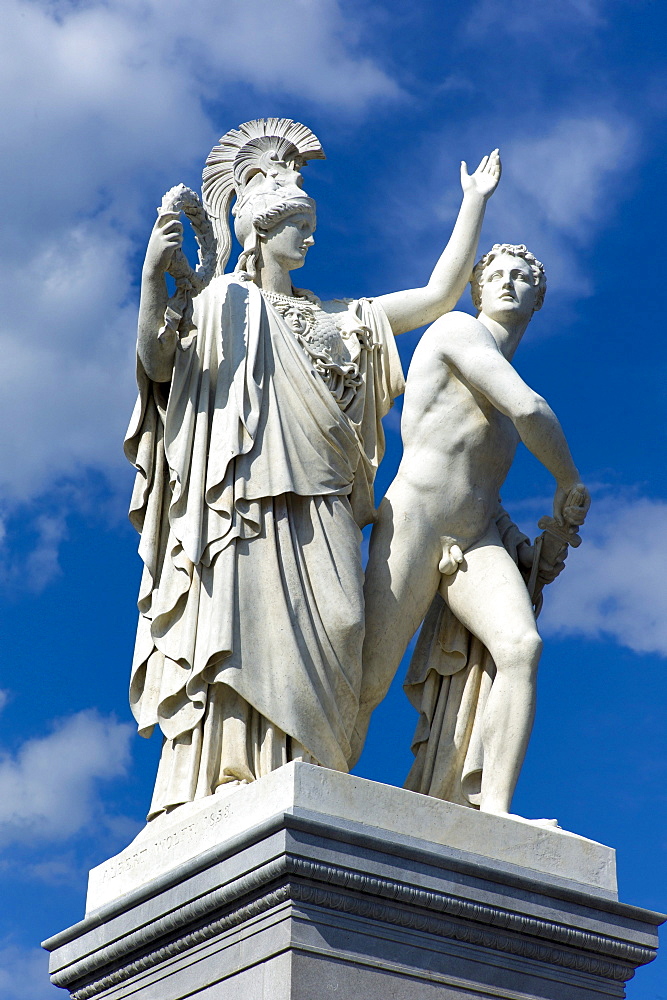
[44,764,662,1000]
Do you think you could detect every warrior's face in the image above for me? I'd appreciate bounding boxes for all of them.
[479,254,539,324]
[260,212,316,272]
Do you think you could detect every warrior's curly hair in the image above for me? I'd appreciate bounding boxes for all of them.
[470,244,546,313]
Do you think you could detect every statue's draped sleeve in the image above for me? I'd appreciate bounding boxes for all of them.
[124,277,403,782]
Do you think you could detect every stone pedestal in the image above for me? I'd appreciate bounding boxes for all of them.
[44,763,662,999]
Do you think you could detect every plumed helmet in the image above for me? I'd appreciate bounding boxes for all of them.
[202,118,325,275]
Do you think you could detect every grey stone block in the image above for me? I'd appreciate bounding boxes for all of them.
[44,772,663,1000]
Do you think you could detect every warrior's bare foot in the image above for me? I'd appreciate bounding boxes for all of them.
[481,807,560,829]
[519,816,561,829]
[215,778,249,795]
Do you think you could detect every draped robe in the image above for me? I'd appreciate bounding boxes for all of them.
[124,276,404,817]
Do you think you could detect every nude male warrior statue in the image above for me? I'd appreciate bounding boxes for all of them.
[353,244,589,819]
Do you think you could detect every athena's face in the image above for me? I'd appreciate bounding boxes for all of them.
[260,212,316,271]
[479,254,539,322]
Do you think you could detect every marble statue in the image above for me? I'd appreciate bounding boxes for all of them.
[124,119,501,820]
[354,244,589,819]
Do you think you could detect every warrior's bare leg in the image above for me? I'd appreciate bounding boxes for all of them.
[439,523,542,816]
[351,494,441,766]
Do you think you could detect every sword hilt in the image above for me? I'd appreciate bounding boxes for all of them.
[537,515,582,548]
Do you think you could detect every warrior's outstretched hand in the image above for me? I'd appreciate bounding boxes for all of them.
[461,148,501,200]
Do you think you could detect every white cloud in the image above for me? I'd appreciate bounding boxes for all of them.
[0,0,401,563]
[1,0,398,247]
[413,114,637,302]
[0,711,133,845]
[464,0,604,38]
[540,496,667,656]
[0,223,138,504]
[24,855,82,887]
[488,115,636,278]
[0,509,70,592]
[21,513,68,590]
[0,942,61,1000]
[503,117,635,240]
[481,115,638,300]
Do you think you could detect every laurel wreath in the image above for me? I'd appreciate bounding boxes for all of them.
[158,184,217,295]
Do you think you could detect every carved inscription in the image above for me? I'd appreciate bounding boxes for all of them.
[101,848,148,882]
[101,802,231,882]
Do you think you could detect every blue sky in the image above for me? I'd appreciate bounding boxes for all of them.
[1,0,666,996]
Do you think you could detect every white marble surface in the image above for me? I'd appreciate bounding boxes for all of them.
[87,762,616,912]
[127,119,502,820]
[358,246,590,818]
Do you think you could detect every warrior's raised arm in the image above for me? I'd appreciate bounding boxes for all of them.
[376,150,501,335]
